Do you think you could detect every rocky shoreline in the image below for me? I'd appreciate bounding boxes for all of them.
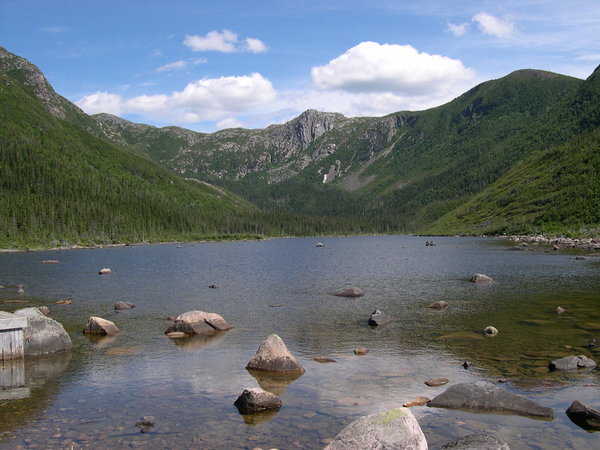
[509,235,600,251]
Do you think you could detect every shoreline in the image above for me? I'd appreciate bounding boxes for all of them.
[509,235,600,251]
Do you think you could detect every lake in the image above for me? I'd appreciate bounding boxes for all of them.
[0,236,598,449]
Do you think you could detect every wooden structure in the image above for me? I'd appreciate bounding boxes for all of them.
[0,311,27,360]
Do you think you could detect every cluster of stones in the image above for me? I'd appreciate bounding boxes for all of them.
[511,235,600,251]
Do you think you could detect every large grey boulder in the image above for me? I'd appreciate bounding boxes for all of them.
[175,310,233,331]
[246,334,305,374]
[428,381,554,419]
[565,400,600,430]
[83,316,120,336]
[442,432,510,449]
[13,307,72,356]
[165,321,216,335]
[548,355,596,370]
[234,387,282,413]
[324,407,427,449]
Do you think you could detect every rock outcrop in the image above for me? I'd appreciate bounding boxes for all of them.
[324,407,427,449]
[13,307,72,356]
[246,334,305,374]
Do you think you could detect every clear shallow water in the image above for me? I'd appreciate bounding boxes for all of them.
[0,236,598,449]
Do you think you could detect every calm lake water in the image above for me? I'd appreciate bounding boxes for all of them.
[0,236,598,449]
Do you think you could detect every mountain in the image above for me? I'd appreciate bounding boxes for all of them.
[429,66,600,236]
[0,47,258,248]
[96,67,585,232]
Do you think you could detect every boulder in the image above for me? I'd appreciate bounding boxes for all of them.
[234,387,282,413]
[332,287,364,297]
[428,381,554,419]
[13,307,72,356]
[556,306,566,314]
[324,407,427,450]
[565,400,600,430]
[38,306,50,316]
[164,320,216,335]
[425,377,449,387]
[83,316,120,336]
[98,268,112,275]
[368,309,394,327]
[314,357,337,363]
[354,347,369,355]
[114,301,136,310]
[470,273,494,283]
[548,355,596,370]
[427,301,449,309]
[175,310,233,331]
[246,334,305,374]
[403,396,431,407]
[442,432,510,449]
[484,326,499,336]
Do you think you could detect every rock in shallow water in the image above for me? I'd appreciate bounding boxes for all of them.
[332,287,365,297]
[246,334,305,374]
[565,400,600,431]
[441,432,510,449]
[470,273,494,283]
[234,387,282,413]
[324,407,427,449]
[428,381,554,419]
[368,309,394,327]
[548,355,596,370]
[83,317,120,336]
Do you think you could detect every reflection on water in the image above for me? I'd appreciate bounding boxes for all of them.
[0,236,598,448]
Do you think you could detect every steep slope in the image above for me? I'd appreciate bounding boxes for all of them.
[0,49,261,248]
[429,66,600,235]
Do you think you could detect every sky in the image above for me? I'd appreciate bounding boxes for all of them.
[1,0,599,132]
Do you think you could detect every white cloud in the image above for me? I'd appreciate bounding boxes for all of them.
[77,73,276,124]
[216,117,246,129]
[472,12,516,38]
[156,60,188,72]
[245,37,268,53]
[446,22,469,36]
[183,30,267,53]
[310,42,475,96]
[75,91,122,115]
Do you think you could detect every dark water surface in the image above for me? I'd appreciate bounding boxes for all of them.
[0,236,598,449]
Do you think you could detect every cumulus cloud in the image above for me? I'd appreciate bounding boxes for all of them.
[446,22,469,36]
[472,12,516,38]
[76,73,276,124]
[75,91,122,115]
[216,117,246,129]
[311,42,475,96]
[183,30,267,53]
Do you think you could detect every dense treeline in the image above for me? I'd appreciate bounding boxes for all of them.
[0,75,383,249]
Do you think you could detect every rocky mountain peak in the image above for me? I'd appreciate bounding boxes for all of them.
[288,109,347,149]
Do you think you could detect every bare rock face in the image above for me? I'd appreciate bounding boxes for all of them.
[83,317,120,336]
[470,273,494,283]
[234,387,282,413]
[332,287,365,297]
[246,334,305,374]
[428,381,554,419]
[324,407,427,450]
[13,307,72,356]
[549,355,596,370]
[175,310,233,331]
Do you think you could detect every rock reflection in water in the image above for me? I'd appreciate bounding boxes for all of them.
[240,408,280,426]
[169,332,225,350]
[246,369,302,396]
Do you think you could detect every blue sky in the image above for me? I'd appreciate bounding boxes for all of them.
[1,0,599,132]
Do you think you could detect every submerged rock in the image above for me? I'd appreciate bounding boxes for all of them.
[332,287,364,297]
[549,355,596,370]
[470,273,494,283]
[565,400,600,431]
[246,334,305,374]
[234,387,282,413]
[427,300,449,309]
[425,377,449,387]
[324,407,427,449]
[442,432,510,449]
[83,316,120,336]
[135,416,154,433]
[428,381,554,419]
[368,309,394,327]
[13,307,72,356]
